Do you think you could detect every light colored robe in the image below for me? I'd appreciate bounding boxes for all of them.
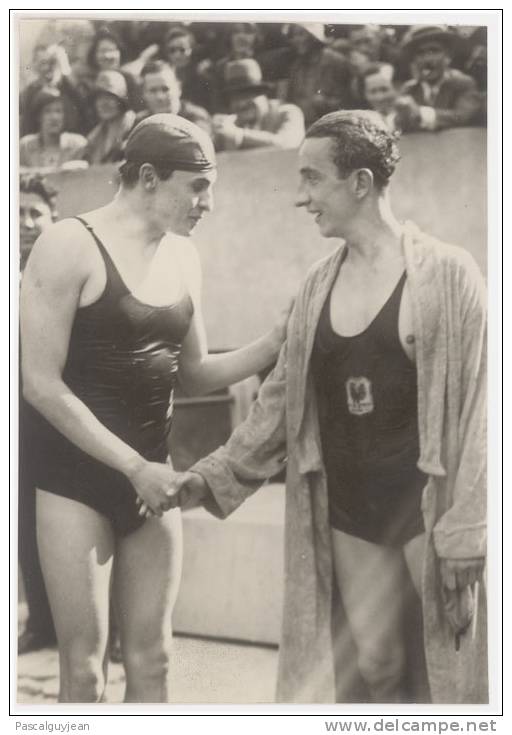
[193,221,488,703]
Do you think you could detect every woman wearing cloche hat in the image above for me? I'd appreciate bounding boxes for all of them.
[83,69,136,164]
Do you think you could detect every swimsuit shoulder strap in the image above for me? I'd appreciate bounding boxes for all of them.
[74,216,128,296]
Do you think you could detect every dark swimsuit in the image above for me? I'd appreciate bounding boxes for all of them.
[22,217,194,536]
[312,262,426,547]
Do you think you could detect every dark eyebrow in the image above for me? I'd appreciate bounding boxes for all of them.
[299,166,320,177]
[191,177,213,188]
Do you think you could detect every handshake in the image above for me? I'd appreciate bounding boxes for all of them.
[126,459,208,519]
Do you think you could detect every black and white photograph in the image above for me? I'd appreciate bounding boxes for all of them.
[11,9,501,717]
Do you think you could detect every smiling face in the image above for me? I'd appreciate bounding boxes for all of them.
[363,70,397,115]
[142,70,181,115]
[296,137,360,239]
[20,191,54,269]
[95,38,121,71]
[95,92,123,121]
[165,34,193,70]
[413,40,450,84]
[149,168,217,237]
[39,99,65,136]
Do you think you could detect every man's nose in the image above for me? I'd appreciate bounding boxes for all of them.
[295,185,309,208]
[199,191,214,213]
[21,213,34,229]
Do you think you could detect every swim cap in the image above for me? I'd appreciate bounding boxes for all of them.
[124,113,216,172]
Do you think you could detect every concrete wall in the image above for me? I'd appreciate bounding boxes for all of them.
[48,128,487,349]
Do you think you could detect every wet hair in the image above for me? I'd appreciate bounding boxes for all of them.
[305,110,400,189]
[118,160,175,189]
[20,173,58,217]
[87,27,126,71]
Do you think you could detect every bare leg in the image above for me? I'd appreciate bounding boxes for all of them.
[36,489,114,702]
[403,532,426,599]
[113,508,183,703]
[331,528,409,703]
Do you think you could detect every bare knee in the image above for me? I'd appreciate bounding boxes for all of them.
[124,637,172,682]
[358,644,406,699]
[61,649,106,702]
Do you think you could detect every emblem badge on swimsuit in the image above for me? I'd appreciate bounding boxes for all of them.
[346,376,374,415]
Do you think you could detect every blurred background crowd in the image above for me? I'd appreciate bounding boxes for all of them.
[18,19,487,173]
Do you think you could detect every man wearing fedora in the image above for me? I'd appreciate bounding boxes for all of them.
[213,58,305,151]
[285,23,355,127]
[396,25,481,132]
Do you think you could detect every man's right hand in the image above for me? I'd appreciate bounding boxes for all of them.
[171,472,209,511]
[126,460,180,517]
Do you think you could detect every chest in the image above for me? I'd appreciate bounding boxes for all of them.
[329,268,416,362]
[81,233,185,308]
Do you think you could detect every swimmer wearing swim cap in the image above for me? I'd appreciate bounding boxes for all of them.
[20,109,287,702]
[117,113,217,237]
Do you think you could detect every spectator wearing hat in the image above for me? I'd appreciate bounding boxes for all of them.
[162,25,211,111]
[213,58,305,151]
[135,61,212,136]
[397,25,481,131]
[20,44,89,136]
[20,87,88,171]
[284,23,355,127]
[83,70,136,164]
[208,23,264,113]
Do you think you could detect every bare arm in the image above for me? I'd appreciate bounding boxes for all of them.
[238,106,305,151]
[20,221,176,514]
[177,242,287,396]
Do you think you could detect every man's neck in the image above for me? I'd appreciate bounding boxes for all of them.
[422,69,447,89]
[344,196,403,266]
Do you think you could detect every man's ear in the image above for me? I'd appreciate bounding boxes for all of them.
[139,163,158,191]
[353,168,373,199]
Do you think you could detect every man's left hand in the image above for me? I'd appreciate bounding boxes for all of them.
[212,115,243,150]
[440,557,485,591]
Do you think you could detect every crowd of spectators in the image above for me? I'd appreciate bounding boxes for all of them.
[19,20,487,172]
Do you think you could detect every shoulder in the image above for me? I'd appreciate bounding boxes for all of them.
[401,78,420,94]
[443,68,477,91]
[274,101,303,119]
[405,222,485,293]
[61,132,88,148]
[19,134,38,150]
[26,218,99,283]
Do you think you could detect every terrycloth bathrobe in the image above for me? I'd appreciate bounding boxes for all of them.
[193,221,487,704]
